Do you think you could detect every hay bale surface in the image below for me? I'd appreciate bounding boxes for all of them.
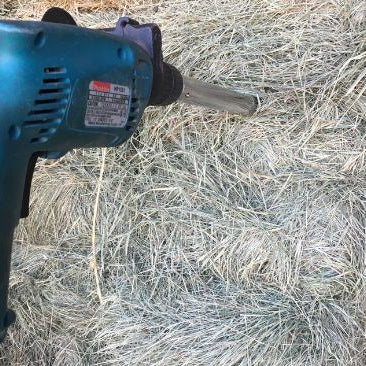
[0,0,365,365]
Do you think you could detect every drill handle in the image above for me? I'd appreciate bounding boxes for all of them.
[0,150,32,341]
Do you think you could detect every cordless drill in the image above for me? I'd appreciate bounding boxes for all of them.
[0,8,257,342]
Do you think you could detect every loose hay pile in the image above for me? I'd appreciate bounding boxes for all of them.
[0,0,366,365]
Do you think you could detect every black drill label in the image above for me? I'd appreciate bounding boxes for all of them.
[84,81,130,128]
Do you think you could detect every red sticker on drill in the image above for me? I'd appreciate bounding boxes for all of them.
[84,81,130,128]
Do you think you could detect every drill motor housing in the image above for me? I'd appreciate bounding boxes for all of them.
[0,9,183,341]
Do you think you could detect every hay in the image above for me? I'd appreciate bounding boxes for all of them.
[0,0,366,365]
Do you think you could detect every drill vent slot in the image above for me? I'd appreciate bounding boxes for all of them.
[125,78,140,131]
[29,108,62,115]
[39,88,67,95]
[44,67,66,73]
[43,78,66,83]
[23,66,71,144]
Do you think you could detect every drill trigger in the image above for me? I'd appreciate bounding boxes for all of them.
[20,153,39,219]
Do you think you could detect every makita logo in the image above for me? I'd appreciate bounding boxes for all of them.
[91,81,111,92]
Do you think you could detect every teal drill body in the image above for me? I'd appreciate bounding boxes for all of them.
[0,18,154,340]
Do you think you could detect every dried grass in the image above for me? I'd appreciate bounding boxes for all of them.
[2,0,150,16]
[0,0,366,365]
